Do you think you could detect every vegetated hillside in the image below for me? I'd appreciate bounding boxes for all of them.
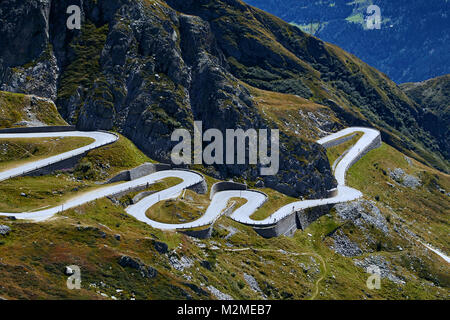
[0,67,448,301]
[400,75,450,161]
[245,0,450,84]
[0,0,447,189]
[0,133,448,300]
[0,91,66,129]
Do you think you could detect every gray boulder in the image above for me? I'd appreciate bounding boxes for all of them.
[388,168,421,189]
[354,255,405,285]
[0,225,11,235]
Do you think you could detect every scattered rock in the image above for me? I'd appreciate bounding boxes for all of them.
[114,234,121,241]
[0,225,11,235]
[388,168,421,189]
[389,168,406,182]
[183,283,209,296]
[118,255,157,279]
[118,256,141,270]
[354,255,405,285]
[334,199,389,234]
[255,180,265,188]
[207,285,234,300]
[329,230,363,257]
[404,156,413,166]
[402,174,422,189]
[20,193,27,197]
[169,254,194,271]
[243,273,267,299]
[146,266,158,278]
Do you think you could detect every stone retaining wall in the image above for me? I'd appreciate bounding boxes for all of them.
[251,130,382,238]
[171,168,208,195]
[132,190,157,204]
[251,204,333,238]
[0,126,76,133]
[296,204,334,230]
[107,163,171,183]
[344,134,382,174]
[210,181,247,199]
[12,129,119,178]
[107,185,150,203]
[25,152,87,176]
[180,226,213,239]
[321,133,357,149]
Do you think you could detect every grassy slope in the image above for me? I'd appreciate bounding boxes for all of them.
[0,175,99,213]
[0,132,448,299]
[347,143,450,253]
[0,91,66,128]
[325,135,449,253]
[248,85,341,142]
[73,133,154,181]
[0,134,155,213]
[400,74,450,117]
[146,189,209,224]
[0,137,94,171]
[0,1,447,299]
[250,188,298,221]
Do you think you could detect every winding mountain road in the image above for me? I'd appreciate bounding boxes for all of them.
[1,126,448,265]
[0,131,118,182]
[229,127,379,225]
[0,127,378,227]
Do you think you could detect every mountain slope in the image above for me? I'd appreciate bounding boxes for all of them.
[245,0,450,84]
[400,75,449,161]
[0,0,447,188]
[167,0,448,172]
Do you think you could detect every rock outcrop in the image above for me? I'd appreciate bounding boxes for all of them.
[388,168,422,189]
[118,255,158,279]
[0,225,11,235]
[334,199,389,234]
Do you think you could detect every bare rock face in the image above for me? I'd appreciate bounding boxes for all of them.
[1,49,59,101]
[0,0,58,100]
